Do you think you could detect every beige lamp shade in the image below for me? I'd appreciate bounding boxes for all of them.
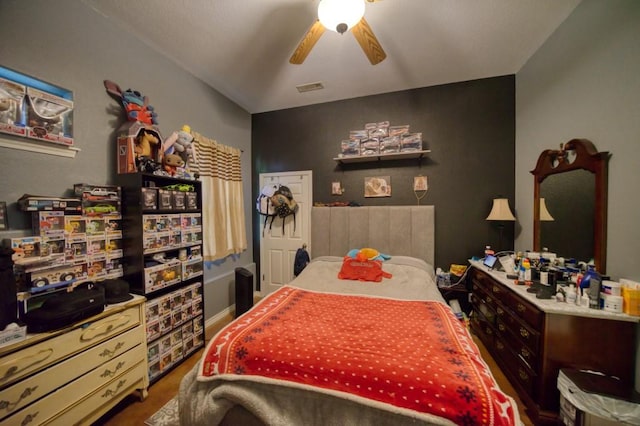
[486,198,516,221]
[539,198,554,221]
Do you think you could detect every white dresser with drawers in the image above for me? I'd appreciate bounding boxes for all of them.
[0,295,148,425]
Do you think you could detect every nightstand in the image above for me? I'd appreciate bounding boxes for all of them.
[438,274,472,314]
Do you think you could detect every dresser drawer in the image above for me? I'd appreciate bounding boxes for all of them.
[0,306,141,389]
[496,319,539,371]
[497,312,540,353]
[471,268,492,288]
[0,325,144,420]
[494,335,537,397]
[471,292,497,326]
[504,293,543,329]
[47,360,147,426]
[470,311,495,348]
[2,345,146,426]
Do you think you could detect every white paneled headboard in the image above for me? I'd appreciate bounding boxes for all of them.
[311,206,435,266]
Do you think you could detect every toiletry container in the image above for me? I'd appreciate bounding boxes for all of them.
[580,266,602,309]
[580,265,600,290]
[602,280,621,297]
[604,295,623,313]
[566,285,577,304]
[621,279,640,316]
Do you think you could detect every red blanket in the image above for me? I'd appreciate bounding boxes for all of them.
[200,287,518,425]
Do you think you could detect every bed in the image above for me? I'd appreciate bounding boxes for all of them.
[178,206,521,425]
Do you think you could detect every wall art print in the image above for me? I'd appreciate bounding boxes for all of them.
[364,176,391,198]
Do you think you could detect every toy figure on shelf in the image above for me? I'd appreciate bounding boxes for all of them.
[104,79,164,174]
[163,153,185,177]
[163,124,198,178]
[104,80,158,125]
[135,128,160,158]
[134,128,162,173]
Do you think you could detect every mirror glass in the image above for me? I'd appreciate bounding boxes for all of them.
[539,170,595,262]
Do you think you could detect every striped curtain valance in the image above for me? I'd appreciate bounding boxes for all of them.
[191,135,242,181]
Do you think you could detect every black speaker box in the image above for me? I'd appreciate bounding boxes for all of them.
[24,285,105,333]
[235,267,253,318]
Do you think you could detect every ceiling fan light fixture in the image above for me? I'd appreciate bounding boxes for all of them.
[318,0,365,34]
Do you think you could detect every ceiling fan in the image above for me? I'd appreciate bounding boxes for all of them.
[290,0,386,65]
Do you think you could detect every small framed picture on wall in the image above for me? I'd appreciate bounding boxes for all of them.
[331,181,343,195]
[364,176,391,198]
[413,176,428,191]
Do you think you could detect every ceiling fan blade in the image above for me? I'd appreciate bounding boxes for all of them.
[351,17,386,65]
[290,20,326,64]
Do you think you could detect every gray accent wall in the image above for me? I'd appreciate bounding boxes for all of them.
[0,0,253,318]
[253,76,516,272]
[515,0,640,282]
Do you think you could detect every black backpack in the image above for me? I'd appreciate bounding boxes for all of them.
[256,184,278,235]
[256,184,298,235]
[293,247,310,276]
[271,186,298,233]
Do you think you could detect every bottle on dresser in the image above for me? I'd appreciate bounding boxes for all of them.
[580,265,602,309]
[566,284,577,304]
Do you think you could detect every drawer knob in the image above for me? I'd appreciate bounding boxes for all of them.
[496,307,504,315]
[19,411,39,425]
[496,341,504,350]
[0,349,53,384]
[0,385,38,412]
[519,368,529,381]
[101,361,126,378]
[517,303,526,313]
[485,327,493,335]
[99,342,125,359]
[81,315,133,342]
[520,327,529,338]
[498,323,506,332]
[492,285,501,294]
[101,379,127,399]
[521,348,530,359]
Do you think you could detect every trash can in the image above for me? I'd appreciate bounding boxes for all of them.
[234,267,254,318]
[557,368,640,425]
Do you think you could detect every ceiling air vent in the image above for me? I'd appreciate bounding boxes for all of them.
[296,82,324,93]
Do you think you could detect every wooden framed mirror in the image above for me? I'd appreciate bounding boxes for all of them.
[531,139,610,272]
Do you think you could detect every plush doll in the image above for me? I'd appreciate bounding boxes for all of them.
[103,80,158,125]
[163,125,195,168]
[163,153,184,176]
[346,248,391,262]
[172,125,195,165]
[134,128,160,158]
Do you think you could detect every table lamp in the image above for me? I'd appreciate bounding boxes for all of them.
[486,198,516,251]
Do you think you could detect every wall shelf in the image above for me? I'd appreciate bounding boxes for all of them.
[333,149,431,164]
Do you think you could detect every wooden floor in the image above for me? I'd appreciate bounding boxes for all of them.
[95,313,534,425]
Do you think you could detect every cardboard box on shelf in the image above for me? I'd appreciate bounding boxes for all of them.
[26,87,74,146]
[0,77,27,138]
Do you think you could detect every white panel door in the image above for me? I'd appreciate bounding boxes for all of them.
[259,171,312,295]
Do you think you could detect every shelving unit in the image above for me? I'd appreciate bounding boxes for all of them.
[333,149,431,164]
[115,172,205,384]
